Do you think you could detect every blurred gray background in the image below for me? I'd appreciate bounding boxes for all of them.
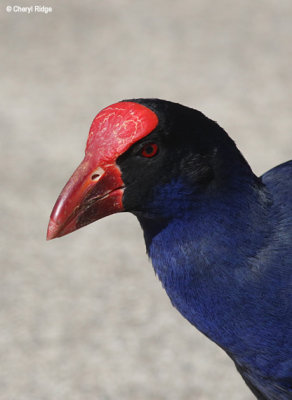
[1,1,291,399]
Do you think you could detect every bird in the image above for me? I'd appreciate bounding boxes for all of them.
[47,99,292,400]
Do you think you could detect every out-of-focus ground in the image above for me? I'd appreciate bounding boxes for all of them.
[0,1,291,399]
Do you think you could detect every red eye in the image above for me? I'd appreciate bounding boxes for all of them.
[141,143,159,158]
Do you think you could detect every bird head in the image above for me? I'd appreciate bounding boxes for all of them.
[47,99,248,240]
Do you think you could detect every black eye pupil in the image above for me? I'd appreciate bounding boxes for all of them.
[145,146,153,154]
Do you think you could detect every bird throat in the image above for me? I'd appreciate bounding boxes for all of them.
[138,181,273,367]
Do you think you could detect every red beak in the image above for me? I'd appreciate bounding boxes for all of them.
[47,101,159,240]
[47,159,124,240]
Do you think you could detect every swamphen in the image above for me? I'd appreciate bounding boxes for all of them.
[47,99,292,400]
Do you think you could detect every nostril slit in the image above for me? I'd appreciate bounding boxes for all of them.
[91,167,105,182]
[91,173,100,181]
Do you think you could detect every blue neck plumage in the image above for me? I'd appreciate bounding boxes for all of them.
[137,174,276,373]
